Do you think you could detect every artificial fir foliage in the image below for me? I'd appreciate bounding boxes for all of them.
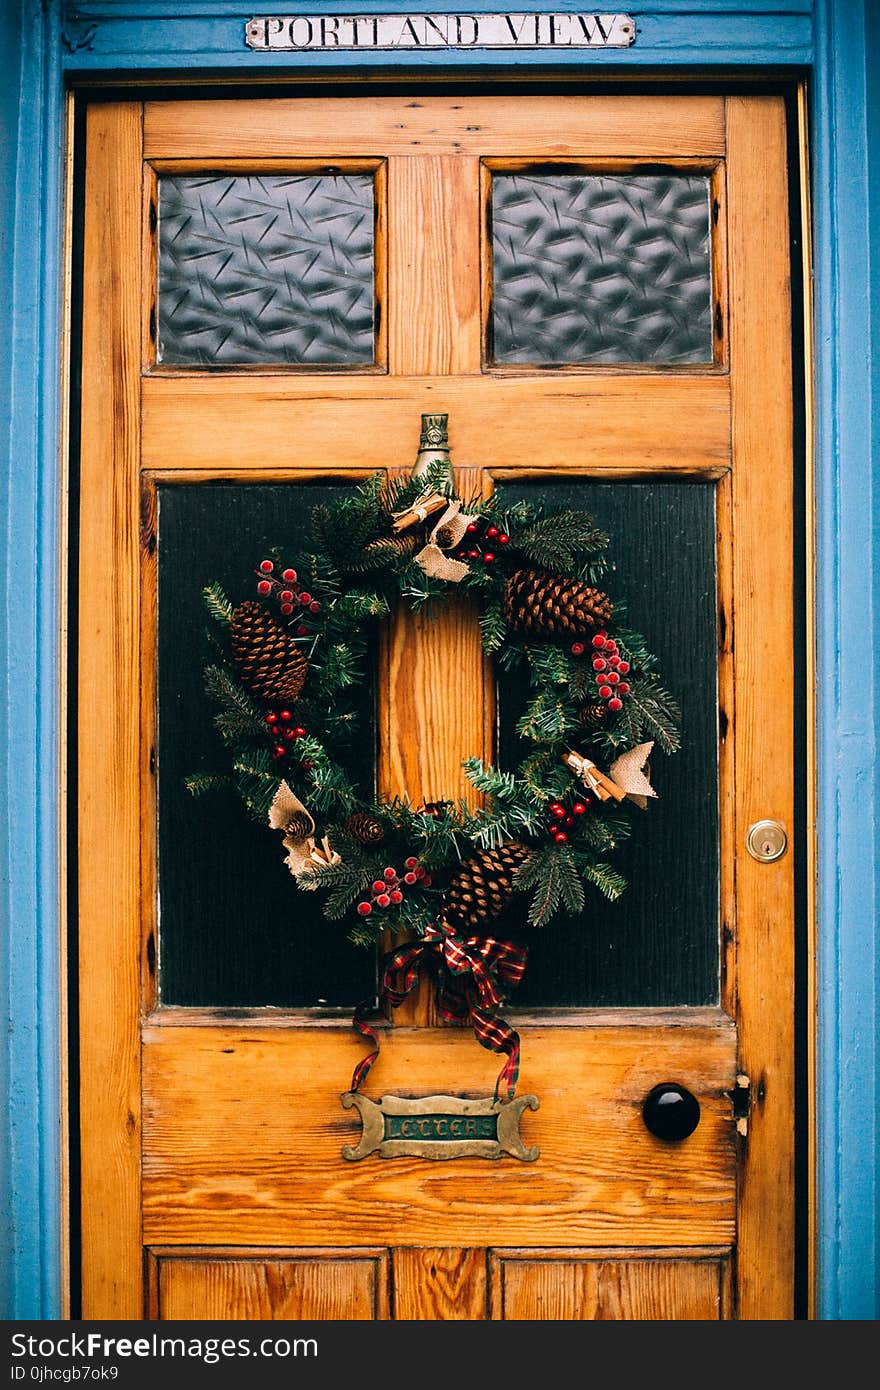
[188,471,681,1093]
[190,472,680,934]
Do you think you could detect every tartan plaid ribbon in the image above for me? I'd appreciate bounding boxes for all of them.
[351,923,528,1101]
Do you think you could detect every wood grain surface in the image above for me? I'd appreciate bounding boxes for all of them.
[726,96,795,1321]
[388,156,481,375]
[141,374,731,473]
[144,95,726,160]
[141,1020,737,1248]
[78,101,145,1320]
[149,1248,389,1320]
[490,1248,733,1320]
[393,1248,488,1320]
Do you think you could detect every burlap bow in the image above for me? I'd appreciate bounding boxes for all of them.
[413,499,482,583]
[608,741,657,810]
[268,780,341,878]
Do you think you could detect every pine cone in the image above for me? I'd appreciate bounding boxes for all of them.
[502,569,613,640]
[442,842,533,933]
[346,811,384,846]
[362,534,419,562]
[577,701,609,730]
[285,811,313,840]
[433,523,456,550]
[231,601,307,704]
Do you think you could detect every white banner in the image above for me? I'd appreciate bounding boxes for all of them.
[246,13,635,51]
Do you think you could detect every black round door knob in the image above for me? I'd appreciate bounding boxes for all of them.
[642,1083,701,1141]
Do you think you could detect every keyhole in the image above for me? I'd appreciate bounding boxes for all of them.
[746,820,788,862]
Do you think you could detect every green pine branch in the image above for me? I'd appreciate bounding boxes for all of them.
[479,598,508,654]
[618,680,682,754]
[185,772,232,798]
[299,858,382,920]
[298,738,361,814]
[516,692,576,743]
[580,859,627,901]
[527,644,574,686]
[463,758,519,803]
[231,749,281,820]
[513,846,586,926]
[506,509,608,573]
[202,582,233,626]
[203,664,265,739]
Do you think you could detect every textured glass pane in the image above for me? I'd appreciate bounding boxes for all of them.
[497,480,719,1007]
[157,174,375,365]
[157,483,377,1007]
[491,173,713,364]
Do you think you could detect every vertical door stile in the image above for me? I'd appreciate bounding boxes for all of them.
[382,152,487,1024]
[78,101,145,1318]
[726,96,796,1320]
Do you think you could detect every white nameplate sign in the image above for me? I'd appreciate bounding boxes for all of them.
[246,13,635,51]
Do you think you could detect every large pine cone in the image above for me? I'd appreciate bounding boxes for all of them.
[231,601,307,704]
[442,842,533,933]
[502,569,613,640]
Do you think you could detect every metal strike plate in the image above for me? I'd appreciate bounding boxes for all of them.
[746,819,788,863]
[341,1092,540,1162]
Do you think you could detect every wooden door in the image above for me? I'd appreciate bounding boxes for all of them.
[77,93,795,1320]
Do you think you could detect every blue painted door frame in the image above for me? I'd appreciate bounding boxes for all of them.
[1,0,876,1320]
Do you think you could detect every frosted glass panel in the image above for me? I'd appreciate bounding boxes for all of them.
[157,173,375,365]
[491,172,713,365]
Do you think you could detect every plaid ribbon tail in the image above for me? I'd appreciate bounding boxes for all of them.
[350,1000,381,1093]
[350,927,527,1102]
[349,938,427,1092]
[470,1004,521,1102]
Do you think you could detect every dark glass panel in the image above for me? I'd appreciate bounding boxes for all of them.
[496,480,719,1006]
[491,173,713,365]
[157,173,375,365]
[157,483,376,1007]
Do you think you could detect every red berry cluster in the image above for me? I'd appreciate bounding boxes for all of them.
[571,630,631,714]
[546,795,589,845]
[265,709,308,761]
[448,517,510,567]
[255,559,322,637]
[356,858,431,916]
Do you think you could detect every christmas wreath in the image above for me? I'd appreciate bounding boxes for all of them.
[188,448,680,1100]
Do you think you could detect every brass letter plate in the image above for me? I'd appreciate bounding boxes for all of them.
[341,1092,540,1161]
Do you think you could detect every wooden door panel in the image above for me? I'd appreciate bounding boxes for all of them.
[490,1249,733,1320]
[393,1248,488,1320]
[141,375,731,475]
[142,1020,736,1247]
[148,1249,389,1319]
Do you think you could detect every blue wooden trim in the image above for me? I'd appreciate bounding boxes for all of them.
[2,0,878,1321]
[60,3,813,70]
[0,0,66,1321]
[811,0,880,1321]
